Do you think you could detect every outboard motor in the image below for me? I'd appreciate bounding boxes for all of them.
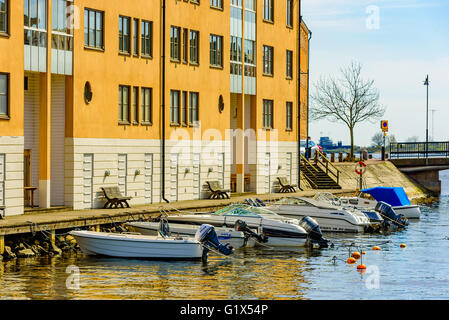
[375,201,408,228]
[234,220,268,245]
[299,216,329,248]
[158,218,170,238]
[195,224,234,262]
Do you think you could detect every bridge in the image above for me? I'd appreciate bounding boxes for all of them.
[389,142,449,194]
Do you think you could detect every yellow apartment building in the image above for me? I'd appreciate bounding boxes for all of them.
[0,0,310,216]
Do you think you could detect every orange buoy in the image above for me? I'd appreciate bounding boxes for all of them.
[357,264,367,270]
[351,252,361,259]
[347,257,356,264]
[373,246,381,251]
[400,244,407,248]
[361,251,367,255]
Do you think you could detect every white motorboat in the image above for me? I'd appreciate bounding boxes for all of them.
[126,221,257,248]
[70,230,204,259]
[265,196,377,233]
[339,187,421,219]
[164,204,328,248]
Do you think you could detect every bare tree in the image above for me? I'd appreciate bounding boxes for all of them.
[311,62,386,159]
[371,132,384,148]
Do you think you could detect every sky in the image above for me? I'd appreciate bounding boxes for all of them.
[302,0,449,147]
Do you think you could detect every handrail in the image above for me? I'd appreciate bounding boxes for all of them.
[390,141,449,159]
[300,153,319,172]
[313,151,340,185]
[299,154,318,189]
[315,150,341,174]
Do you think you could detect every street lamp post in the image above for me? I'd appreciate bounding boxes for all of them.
[424,75,429,165]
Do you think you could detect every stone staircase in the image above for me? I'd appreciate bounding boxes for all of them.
[300,153,342,190]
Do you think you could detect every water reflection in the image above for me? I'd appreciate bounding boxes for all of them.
[1,196,449,300]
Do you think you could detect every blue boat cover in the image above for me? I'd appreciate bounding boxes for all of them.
[361,187,411,206]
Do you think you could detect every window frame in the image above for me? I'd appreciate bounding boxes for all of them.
[170,90,181,125]
[133,18,139,56]
[141,20,153,58]
[189,92,199,126]
[0,0,8,35]
[209,34,223,68]
[263,45,274,76]
[210,0,223,10]
[263,0,274,23]
[119,15,131,55]
[170,26,181,62]
[0,73,9,119]
[263,99,274,129]
[141,87,153,125]
[286,0,293,28]
[118,85,131,124]
[182,91,188,126]
[286,49,293,79]
[189,30,199,65]
[182,28,188,63]
[84,8,104,50]
[286,101,293,131]
[132,86,139,124]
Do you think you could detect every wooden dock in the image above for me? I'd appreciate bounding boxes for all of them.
[0,189,354,253]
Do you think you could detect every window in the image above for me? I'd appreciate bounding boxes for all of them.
[170,26,181,61]
[119,16,130,54]
[133,18,139,56]
[182,28,188,63]
[263,99,273,129]
[118,85,130,124]
[0,0,8,34]
[189,92,199,125]
[170,90,180,124]
[230,36,242,75]
[182,91,188,126]
[244,39,256,77]
[141,20,152,57]
[263,0,273,22]
[210,0,222,9]
[210,34,223,67]
[132,87,139,124]
[189,30,199,64]
[84,8,103,49]
[286,0,293,27]
[286,102,292,130]
[263,45,274,75]
[0,73,8,118]
[141,87,152,124]
[286,50,293,79]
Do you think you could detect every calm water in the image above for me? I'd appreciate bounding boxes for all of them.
[1,173,449,300]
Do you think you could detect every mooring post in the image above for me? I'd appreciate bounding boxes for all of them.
[0,235,4,255]
[50,230,56,247]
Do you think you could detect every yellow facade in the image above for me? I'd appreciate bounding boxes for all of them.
[0,0,310,214]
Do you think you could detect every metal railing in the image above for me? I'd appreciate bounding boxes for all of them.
[299,153,319,189]
[313,150,341,185]
[389,142,449,159]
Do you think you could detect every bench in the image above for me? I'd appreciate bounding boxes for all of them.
[101,186,132,208]
[277,177,297,193]
[206,181,231,199]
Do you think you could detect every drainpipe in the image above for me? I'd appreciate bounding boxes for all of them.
[161,0,169,203]
[306,31,312,160]
[298,2,302,190]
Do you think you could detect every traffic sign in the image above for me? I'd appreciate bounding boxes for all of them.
[381,120,388,132]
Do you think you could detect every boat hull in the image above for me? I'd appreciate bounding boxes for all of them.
[126,222,256,248]
[70,231,203,259]
[393,205,421,219]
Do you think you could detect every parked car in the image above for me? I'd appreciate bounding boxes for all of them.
[300,140,321,157]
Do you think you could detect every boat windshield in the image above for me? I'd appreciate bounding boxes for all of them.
[212,204,276,217]
[275,197,309,206]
